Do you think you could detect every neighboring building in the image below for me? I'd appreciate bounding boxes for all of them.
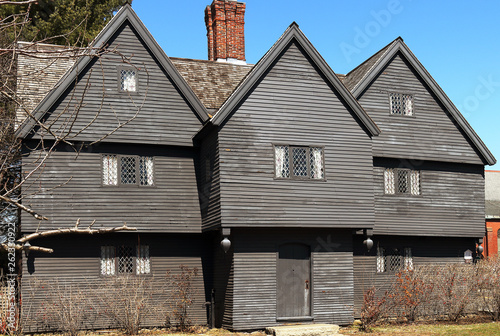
[15,1,495,331]
[483,170,500,257]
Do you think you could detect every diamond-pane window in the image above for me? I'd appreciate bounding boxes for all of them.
[376,246,385,273]
[121,157,136,184]
[136,245,150,275]
[390,93,413,116]
[118,245,134,274]
[101,246,116,276]
[310,147,324,179]
[384,168,395,194]
[275,145,324,180]
[102,155,154,187]
[397,170,409,193]
[384,168,420,195]
[139,157,154,186]
[102,155,118,185]
[376,246,413,273]
[120,69,137,92]
[292,147,308,177]
[275,145,290,178]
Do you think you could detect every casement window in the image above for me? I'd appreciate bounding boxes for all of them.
[100,245,150,276]
[102,154,154,186]
[274,145,324,180]
[384,168,420,195]
[389,92,413,116]
[377,246,413,273]
[119,67,137,92]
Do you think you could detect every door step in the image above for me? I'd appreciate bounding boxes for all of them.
[265,324,341,336]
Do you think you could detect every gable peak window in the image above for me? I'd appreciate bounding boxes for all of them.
[275,145,324,180]
[384,168,420,195]
[102,154,154,186]
[389,92,413,116]
[119,67,137,92]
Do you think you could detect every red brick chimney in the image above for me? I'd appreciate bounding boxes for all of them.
[205,0,246,64]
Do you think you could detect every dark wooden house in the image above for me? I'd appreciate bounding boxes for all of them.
[16,0,495,331]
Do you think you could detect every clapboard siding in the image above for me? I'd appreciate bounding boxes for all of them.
[21,234,208,332]
[373,158,485,237]
[357,53,483,164]
[21,142,202,233]
[218,42,374,230]
[198,129,221,231]
[352,235,475,316]
[29,22,201,146]
[231,229,354,330]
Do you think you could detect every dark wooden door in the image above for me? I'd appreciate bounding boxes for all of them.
[277,243,311,318]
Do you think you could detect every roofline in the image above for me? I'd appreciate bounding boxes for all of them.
[350,39,496,166]
[210,22,381,136]
[16,4,209,139]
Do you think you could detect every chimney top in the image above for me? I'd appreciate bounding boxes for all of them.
[205,0,246,64]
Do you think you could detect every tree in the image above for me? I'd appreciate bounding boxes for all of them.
[0,0,132,46]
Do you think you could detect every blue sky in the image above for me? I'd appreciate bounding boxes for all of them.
[132,0,500,169]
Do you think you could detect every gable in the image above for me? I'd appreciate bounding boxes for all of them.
[357,52,484,164]
[217,41,375,229]
[17,5,207,147]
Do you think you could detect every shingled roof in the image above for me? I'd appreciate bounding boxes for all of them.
[171,58,253,111]
[342,38,398,92]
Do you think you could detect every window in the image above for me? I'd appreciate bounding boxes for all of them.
[101,244,150,276]
[389,92,413,116]
[377,246,413,273]
[384,168,420,195]
[274,145,324,179]
[119,67,137,92]
[102,155,154,186]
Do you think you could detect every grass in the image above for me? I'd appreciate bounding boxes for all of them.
[341,322,500,335]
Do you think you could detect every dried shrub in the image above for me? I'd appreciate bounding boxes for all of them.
[24,278,96,335]
[360,286,390,331]
[96,276,154,335]
[165,265,199,331]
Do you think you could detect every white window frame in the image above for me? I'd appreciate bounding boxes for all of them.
[274,145,325,180]
[102,154,154,187]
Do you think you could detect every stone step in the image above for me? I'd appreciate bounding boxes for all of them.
[265,324,341,336]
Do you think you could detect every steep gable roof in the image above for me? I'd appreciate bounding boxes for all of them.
[209,22,381,136]
[16,4,209,139]
[345,38,496,165]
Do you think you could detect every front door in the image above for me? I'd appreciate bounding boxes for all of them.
[277,243,311,319]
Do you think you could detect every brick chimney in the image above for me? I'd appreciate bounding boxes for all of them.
[205,0,246,64]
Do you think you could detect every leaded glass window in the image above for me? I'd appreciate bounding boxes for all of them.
[121,156,137,184]
[376,246,413,273]
[274,145,324,180]
[101,246,116,276]
[120,68,137,92]
[390,92,413,116]
[136,245,150,275]
[384,168,420,195]
[102,155,154,187]
[102,155,118,185]
[101,244,150,276]
[118,245,134,274]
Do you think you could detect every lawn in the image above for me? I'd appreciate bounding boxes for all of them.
[340,322,500,335]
